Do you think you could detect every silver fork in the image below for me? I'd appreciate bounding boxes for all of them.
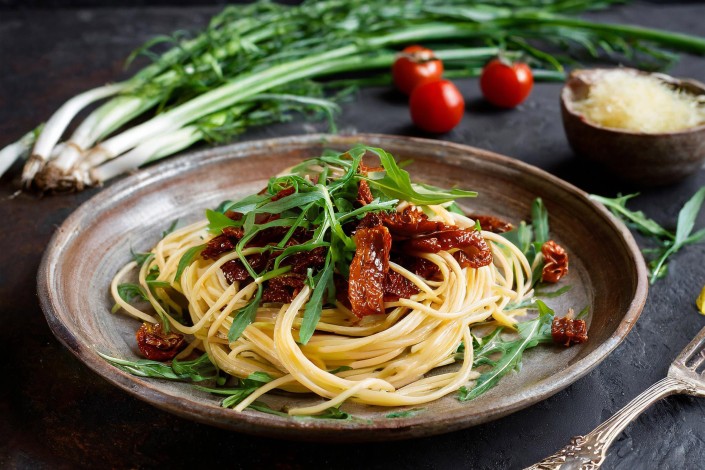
[527,325,705,470]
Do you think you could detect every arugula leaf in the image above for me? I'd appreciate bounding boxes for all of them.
[591,188,705,284]
[385,408,425,419]
[590,193,674,240]
[162,219,179,238]
[299,259,334,345]
[174,244,206,285]
[458,302,554,401]
[221,193,271,214]
[117,283,148,303]
[535,285,572,298]
[130,249,152,267]
[228,284,263,342]
[363,146,477,205]
[197,371,273,408]
[531,198,549,245]
[206,209,239,233]
[304,406,350,420]
[99,352,217,381]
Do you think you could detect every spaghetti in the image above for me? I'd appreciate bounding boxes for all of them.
[110,147,537,414]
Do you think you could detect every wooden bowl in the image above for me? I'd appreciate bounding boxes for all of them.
[561,68,705,186]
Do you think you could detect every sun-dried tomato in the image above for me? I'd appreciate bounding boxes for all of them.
[471,214,513,233]
[358,161,384,175]
[136,323,185,361]
[383,270,419,301]
[262,274,306,303]
[334,274,351,309]
[392,253,440,280]
[382,207,447,237]
[202,234,236,260]
[270,186,296,201]
[541,240,569,283]
[551,316,588,346]
[285,246,327,274]
[357,180,374,206]
[221,253,269,284]
[403,228,492,268]
[224,211,244,221]
[348,225,392,317]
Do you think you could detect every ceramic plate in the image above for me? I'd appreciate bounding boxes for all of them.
[38,134,648,441]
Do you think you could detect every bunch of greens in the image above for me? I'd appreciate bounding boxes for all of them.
[3,0,705,191]
[591,187,705,284]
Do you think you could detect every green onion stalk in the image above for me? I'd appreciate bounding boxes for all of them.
[3,0,705,192]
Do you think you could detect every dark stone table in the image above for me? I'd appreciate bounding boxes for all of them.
[1,2,704,469]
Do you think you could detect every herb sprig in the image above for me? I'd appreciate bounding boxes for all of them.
[591,188,705,283]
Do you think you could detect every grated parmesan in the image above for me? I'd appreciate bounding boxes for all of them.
[572,69,705,133]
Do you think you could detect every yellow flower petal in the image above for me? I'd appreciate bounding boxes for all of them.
[696,286,705,315]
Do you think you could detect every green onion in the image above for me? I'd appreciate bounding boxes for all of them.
[4,0,705,191]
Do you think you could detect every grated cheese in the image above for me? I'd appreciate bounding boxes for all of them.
[572,70,705,133]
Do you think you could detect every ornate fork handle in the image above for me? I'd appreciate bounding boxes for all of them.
[526,377,696,470]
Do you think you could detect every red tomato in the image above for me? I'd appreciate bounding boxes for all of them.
[409,80,464,133]
[480,59,534,108]
[392,45,444,95]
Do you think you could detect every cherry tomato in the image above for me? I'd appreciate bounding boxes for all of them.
[392,45,444,95]
[479,59,534,108]
[409,80,464,133]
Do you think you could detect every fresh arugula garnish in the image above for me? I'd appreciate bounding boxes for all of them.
[162,219,179,238]
[130,249,152,267]
[174,244,206,285]
[99,352,217,381]
[228,284,264,342]
[363,146,477,205]
[535,285,572,298]
[117,283,148,303]
[458,300,554,401]
[299,258,334,344]
[591,187,705,283]
[386,408,425,419]
[501,198,549,287]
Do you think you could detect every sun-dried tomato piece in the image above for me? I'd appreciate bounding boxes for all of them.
[392,253,440,280]
[403,228,492,268]
[551,316,588,346]
[221,253,268,284]
[271,186,295,202]
[285,246,327,274]
[471,214,513,233]
[358,161,384,175]
[382,207,447,237]
[541,240,569,283]
[262,274,306,303]
[334,274,351,309]
[357,180,374,206]
[225,211,244,221]
[136,323,185,361]
[202,234,236,260]
[383,270,419,301]
[348,225,392,317]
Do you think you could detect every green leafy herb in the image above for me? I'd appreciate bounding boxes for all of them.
[197,371,273,408]
[174,244,206,285]
[364,146,477,205]
[130,249,152,267]
[99,352,217,381]
[386,408,425,419]
[299,260,334,345]
[206,209,239,233]
[458,300,554,401]
[535,285,572,298]
[228,284,263,342]
[162,219,179,238]
[591,188,705,284]
[117,283,148,303]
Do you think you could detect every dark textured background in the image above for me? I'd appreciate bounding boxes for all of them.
[1,1,705,469]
